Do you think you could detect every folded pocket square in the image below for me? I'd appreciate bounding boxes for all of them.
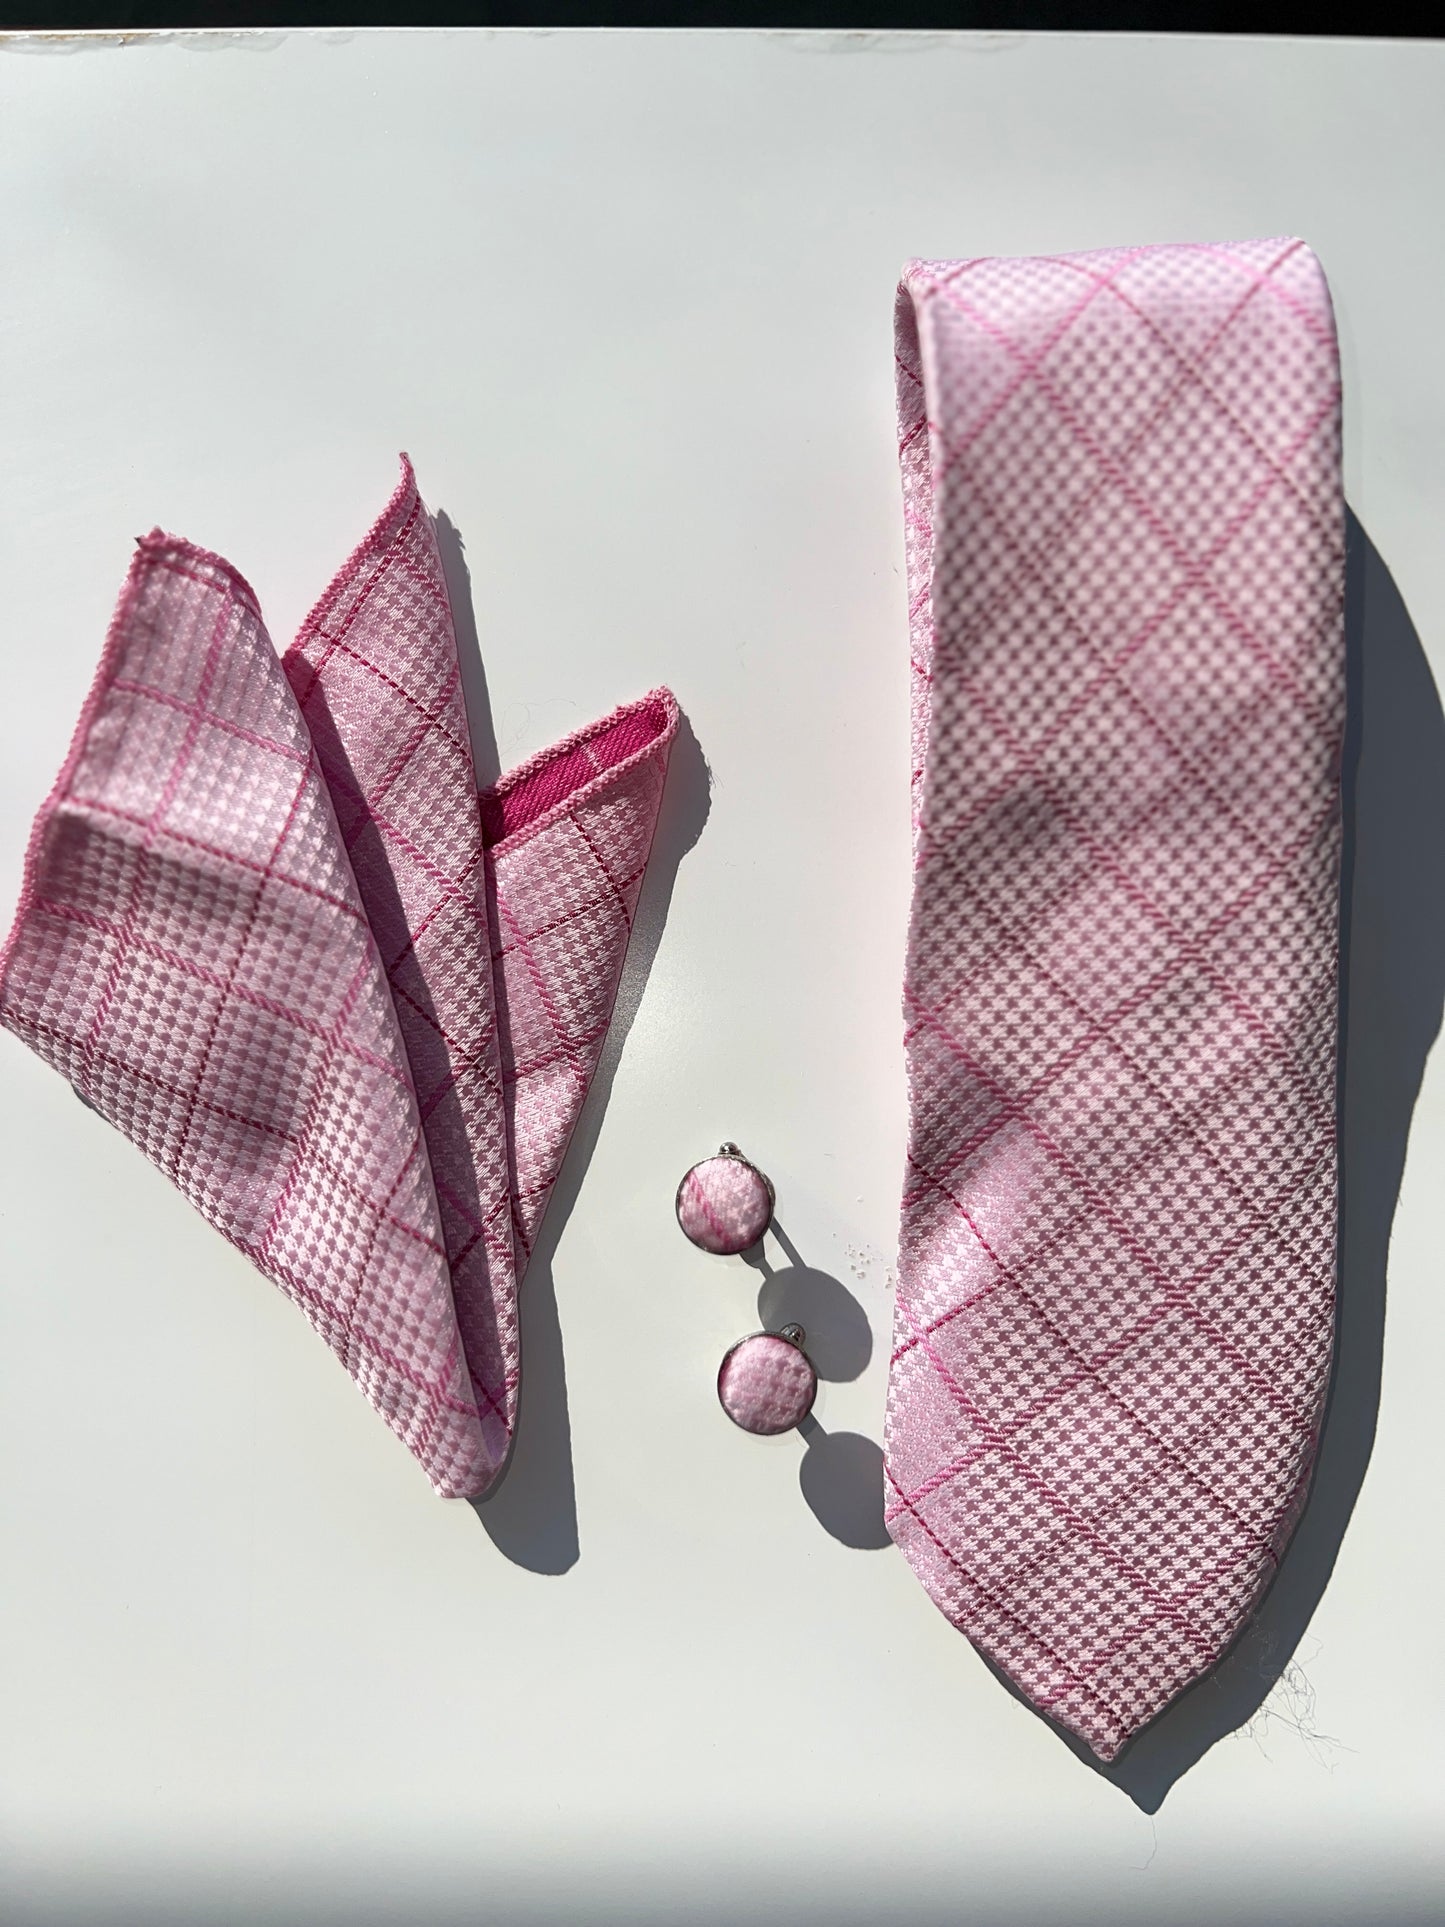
[0,459,677,1497]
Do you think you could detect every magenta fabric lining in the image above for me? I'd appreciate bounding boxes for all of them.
[480,698,675,849]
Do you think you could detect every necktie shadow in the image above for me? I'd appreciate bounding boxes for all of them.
[996,511,1443,1808]
[435,511,711,1574]
[746,1222,892,1551]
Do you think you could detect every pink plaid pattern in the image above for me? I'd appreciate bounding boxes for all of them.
[0,461,676,1499]
[888,240,1344,1760]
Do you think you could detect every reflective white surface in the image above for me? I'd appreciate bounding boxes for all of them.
[0,27,1441,1925]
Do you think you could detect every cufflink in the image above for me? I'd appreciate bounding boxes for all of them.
[717,1325,817,1435]
[676,1142,775,1256]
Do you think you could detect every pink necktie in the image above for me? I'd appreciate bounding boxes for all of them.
[888,240,1344,1760]
[0,459,675,1499]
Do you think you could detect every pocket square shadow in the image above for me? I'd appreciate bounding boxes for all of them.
[437,510,712,1574]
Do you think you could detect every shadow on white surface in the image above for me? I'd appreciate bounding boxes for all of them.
[11,1843,1441,1927]
[983,512,1445,1809]
[748,1220,893,1551]
[436,509,714,1571]
[433,512,502,789]
[795,1418,894,1553]
[755,1220,874,1381]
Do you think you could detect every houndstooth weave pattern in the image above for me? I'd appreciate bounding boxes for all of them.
[676,1154,774,1255]
[0,461,676,1498]
[887,240,1345,1760]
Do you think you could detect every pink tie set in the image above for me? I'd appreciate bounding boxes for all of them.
[0,239,1345,1762]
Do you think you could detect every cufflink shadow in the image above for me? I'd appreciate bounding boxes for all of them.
[1007,511,1443,1809]
[755,1220,874,1382]
[440,507,712,1574]
[745,1221,891,1552]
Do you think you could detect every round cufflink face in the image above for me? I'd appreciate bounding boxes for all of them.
[676,1146,774,1256]
[717,1328,817,1435]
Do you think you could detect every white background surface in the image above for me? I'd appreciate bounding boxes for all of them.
[1,28,1442,1926]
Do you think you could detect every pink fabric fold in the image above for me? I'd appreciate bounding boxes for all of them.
[0,460,677,1498]
[887,240,1345,1760]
